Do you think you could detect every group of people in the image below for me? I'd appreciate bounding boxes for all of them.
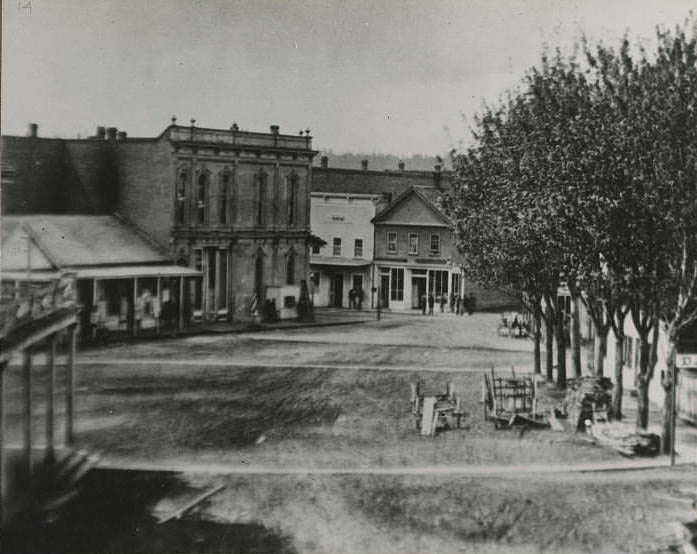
[348,287,364,310]
[420,293,476,316]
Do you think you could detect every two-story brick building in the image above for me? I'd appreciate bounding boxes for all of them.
[372,186,463,310]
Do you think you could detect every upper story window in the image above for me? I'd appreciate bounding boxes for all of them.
[219,169,231,225]
[196,170,209,225]
[333,237,342,256]
[408,233,418,255]
[176,169,187,224]
[354,238,363,258]
[430,233,441,256]
[256,169,268,225]
[311,244,320,255]
[387,232,397,254]
[287,171,298,226]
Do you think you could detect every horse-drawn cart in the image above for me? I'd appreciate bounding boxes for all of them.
[482,368,548,429]
[410,381,466,436]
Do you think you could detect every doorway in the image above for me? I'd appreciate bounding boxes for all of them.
[379,274,390,309]
[411,276,426,309]
[330,273,343,307]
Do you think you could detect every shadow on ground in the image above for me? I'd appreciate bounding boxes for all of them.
[4,469,296,554]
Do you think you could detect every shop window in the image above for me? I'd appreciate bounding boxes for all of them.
[333,237,342,256]
[218,250,228,308]
[354,238,363,258]
[390,268,404,301]
[387,232,397,254]
[428,270,449,297]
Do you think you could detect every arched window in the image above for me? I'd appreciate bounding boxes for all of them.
[219,169,231,224]
[286,250,295,285]
[196,170,208,225]
[256,169,267,225]
[176,169,187,224]
[287,171,298,226]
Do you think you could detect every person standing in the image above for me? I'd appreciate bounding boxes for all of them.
[428,293,435,316]
[439,294,446,313]
[450,293,456,313]
[421,294,427,315]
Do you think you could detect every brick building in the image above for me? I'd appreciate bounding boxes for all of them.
[2,122,318,324]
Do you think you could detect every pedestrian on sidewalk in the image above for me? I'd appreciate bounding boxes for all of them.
[421,294,427,315]
[428,293,435,315]
[357,288,364,310]
[450,293,456,313]
[348,288,356,309]
[439,294,446,312]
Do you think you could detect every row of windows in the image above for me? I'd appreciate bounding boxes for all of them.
[387,232,440,256]
[312,238,364,258]
[176,168,299,227]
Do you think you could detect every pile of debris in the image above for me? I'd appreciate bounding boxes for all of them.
[589,422,660,457]
[561,376,613,430]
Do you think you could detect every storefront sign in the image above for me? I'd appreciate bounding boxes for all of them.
[676,354,697,368]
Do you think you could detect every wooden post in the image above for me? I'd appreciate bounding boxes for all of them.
[0,362,7,524]
[132,278,138,337]
[46,335,56,461]
[66,324,76,446]
[156,277,162,335]
[179,276,185,332]
[215,249,221,315]
[22,349,32,476]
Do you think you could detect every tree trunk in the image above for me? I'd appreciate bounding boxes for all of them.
[545,305,554,381]
[571,296,582,378]
[533,309,542,375]
[555,316,567,389]
[587,335,595,375]
[635,337,651,430]
[593,324,606,377]
[661,335,678,456]
[611,333,624,420]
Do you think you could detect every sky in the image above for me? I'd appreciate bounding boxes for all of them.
[1,0,694,156]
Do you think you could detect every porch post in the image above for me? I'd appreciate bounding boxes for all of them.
[65,324,76,446]
[132,277,138,337]
[0,362,7,524]
[179,276,185,331]
[215,249,221,315]
[45,335,57,461]
[22,348,32,476]
[156,277,162,335]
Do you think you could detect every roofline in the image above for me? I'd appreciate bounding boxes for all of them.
[371,185,453,226]
[312,166,450,177]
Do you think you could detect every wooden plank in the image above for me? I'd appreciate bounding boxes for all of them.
[420,397,437,437]
[158,485,225,524]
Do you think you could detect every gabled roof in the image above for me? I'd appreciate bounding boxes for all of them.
[371,186,452,226]
[1,215,171,269]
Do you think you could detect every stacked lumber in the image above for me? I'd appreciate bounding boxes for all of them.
[590,422,660,457]
[562,376,613,430]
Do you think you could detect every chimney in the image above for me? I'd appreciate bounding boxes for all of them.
[95,126,106,140]
[106,127,117,141]
[28,123,38,138]
[398,161,405,171]
[270,125,279,134]
[361,159,368,170]
[320,156,328,168]
[117,131,127,140]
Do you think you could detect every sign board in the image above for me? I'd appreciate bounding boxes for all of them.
[676,354,697,368]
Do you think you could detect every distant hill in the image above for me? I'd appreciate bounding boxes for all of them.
[314,150,450,171]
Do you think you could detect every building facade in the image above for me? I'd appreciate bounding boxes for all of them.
[2,122,318,323]
[372,186,463,310]
[309,191,380,308]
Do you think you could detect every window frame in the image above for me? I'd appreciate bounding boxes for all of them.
[387,232,397,254]
[429,233,441,256]
[408,233,419,255]
[332,237,342,257]
[354,238,363,258]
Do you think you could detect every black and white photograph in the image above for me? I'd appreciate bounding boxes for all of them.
[3,1,697,552]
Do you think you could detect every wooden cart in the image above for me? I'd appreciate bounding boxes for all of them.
[482,368,548,429]
[410,381,465,436]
